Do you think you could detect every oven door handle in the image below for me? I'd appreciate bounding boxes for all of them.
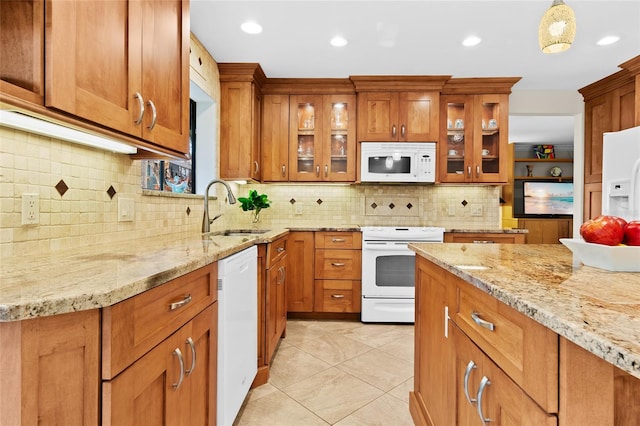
[362,242,415,252]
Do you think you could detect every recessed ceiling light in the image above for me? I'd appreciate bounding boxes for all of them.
[241,21,262,34]
[330,35,348,47]
[462,35,482,47]
[597,35,620,46]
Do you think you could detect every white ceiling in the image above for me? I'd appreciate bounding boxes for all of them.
[190,0,640,143]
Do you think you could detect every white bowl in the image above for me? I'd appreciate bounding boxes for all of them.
[560,238,640,272]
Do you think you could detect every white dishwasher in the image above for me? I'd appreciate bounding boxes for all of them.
[217,245,258,426]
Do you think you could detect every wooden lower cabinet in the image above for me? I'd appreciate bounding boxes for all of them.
[0,309,100,425]
[444,232,525,244]
[518,219,572,244]
[103,304,217,426]
[286,231,315,312]
[411,254,640,426]
[452,323,557,425]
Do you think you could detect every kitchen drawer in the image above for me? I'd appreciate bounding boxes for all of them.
[455,278,558,413]
[102,263,217,379]
[444,232,525,244]
[315,231,362,250]
[315,249,362,280]
[314,280,361,313]
[267,236,287,267]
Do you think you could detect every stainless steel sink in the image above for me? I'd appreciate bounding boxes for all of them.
[214,229,270,237]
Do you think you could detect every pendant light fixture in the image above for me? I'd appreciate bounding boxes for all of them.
[538,0,576,54]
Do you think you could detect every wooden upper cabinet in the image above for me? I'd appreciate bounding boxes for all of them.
[262,94,290,181]
[219,63,265,181]
[351,75,450,142]
[0,0,44,105]
[356,91,439,141]
[43,0,189,154]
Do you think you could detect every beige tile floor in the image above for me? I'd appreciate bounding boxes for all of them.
[233,319,415,426]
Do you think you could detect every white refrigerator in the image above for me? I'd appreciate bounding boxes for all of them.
[602,126,640,221]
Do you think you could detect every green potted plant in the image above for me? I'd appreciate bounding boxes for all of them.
[238,189,271,223]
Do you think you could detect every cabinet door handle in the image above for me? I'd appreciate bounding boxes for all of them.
[467,166,472,178]
[146,99,157,130]
[172,348,185,389]
[133,92,145,125]
[254,161,260,174]
[169,294,192,311]
[331,262,345,267]
[476,376,492,425]
[185,337,196,376]
[463,360,478,404]
[324,164,328,177]
[316,165,320,177]
[277,247,285,253]
[392,124,397,138]
[401,124,406,138]
[476,165,481,178]
[281,164,286,176]
[331,238,346,243]
[471,311,495,331]
[331,294,345,299]
[472,240,495,244]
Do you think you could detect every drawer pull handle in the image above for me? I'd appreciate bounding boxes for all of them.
[331,262,345,267]
[331,294,345,299]
[476,376,492,425]
[185,337,196,376]
[471,311,495,331]
[472,240,494,244]
[277,247,285,253]
[331,238,346,243]
[169,294,192,311]
[172,348,185,389]
[463,360,478,404]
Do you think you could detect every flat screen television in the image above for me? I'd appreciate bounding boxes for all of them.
[513,180,574,218]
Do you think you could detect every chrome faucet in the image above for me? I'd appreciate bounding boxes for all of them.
[202,179,237,233]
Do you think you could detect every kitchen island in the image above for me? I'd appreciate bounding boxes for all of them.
[409,242,640,425]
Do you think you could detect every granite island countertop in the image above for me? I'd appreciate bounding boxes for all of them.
[0,228,289,322]
[409,242,640,380]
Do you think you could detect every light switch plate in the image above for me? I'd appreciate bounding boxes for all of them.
[295,204,303,215]
[471,204,483,217]
[118,197,134,222]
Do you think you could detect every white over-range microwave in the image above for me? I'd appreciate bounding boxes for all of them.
[360,142,436,183]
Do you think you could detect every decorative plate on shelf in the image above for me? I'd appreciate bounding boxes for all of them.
[550,166,562,177]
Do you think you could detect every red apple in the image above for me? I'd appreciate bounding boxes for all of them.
[579,215,625,246]
[623,221,640,246]
[612,216,628,230]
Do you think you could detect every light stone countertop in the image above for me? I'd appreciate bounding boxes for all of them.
[0,228,289,322]
[409,242,640,380]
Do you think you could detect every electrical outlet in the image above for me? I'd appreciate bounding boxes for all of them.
[471,204,483,217]
[448,204,456,216]
[295,204,303,215]
[21,193,39,225]
[118,197,135,222]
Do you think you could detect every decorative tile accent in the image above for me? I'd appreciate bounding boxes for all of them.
[106,185,117,199]
[461,200,468,207]
[371,202,378,210]
[55,179,69,197]
[364,196,420,217]
[388,203,395,210]
[186,207,191,215]
[406,203,413,210]
[316,199,323,205]
[290,198,296,204]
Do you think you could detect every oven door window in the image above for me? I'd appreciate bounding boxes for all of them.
[368,155,412,174]
[375,255,415,287]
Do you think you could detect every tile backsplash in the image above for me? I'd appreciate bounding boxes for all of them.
[1,127,501,257]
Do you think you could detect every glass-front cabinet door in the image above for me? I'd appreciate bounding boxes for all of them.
[474,94,508,183]
[290,95,322,181]
[289,94,355,182]
[440,95,474,183]
[324,94,356,181]
[439,94,508,183]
